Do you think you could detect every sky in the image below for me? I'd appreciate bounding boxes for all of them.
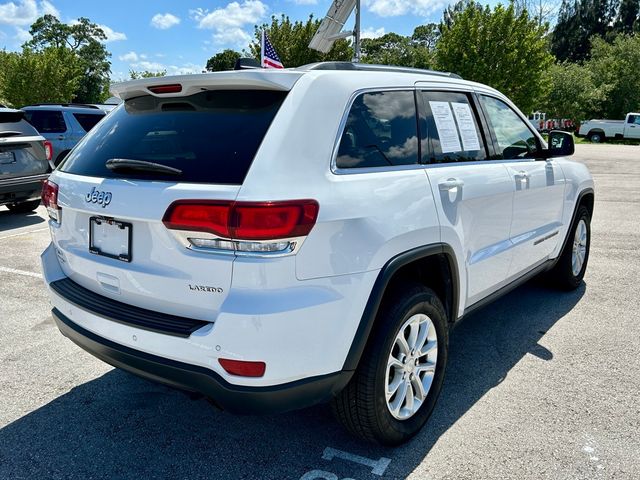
[0,0,500,80]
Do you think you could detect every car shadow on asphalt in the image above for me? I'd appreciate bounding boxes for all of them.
[0,281,585,480]
[0,209,45,232]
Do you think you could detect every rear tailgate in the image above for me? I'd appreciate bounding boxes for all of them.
[51,174,238,321]
[48,74,298,323]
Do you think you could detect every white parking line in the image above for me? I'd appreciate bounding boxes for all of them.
[322,447,391,476]
[0,266,43,279]
[0,227,49,241]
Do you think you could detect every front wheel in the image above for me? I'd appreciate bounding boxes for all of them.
[549,205,591,290]
[332,284,448,445]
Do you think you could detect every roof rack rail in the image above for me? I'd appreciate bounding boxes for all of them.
[24,103,101,109]
[299,62,462,80]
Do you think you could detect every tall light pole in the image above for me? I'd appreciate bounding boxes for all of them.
[353,0,361,63]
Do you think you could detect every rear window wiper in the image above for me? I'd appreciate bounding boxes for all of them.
[0,131,22,138]
[105,158,182,176]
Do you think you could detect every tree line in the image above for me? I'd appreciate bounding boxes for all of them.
[1,1,639,120]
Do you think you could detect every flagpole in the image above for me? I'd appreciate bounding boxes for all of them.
[261,29,265,68]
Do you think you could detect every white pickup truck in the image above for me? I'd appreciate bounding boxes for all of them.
[578,112,640,142]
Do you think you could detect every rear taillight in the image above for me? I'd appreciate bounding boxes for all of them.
[41,179,60,222]
[43,140,53,162]
[162,200,319,255]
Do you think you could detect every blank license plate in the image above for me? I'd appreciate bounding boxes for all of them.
[89,217,132,262]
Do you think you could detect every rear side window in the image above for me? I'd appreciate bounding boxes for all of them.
[24,110,67,133]
[479,95,539,159]
[59,90,287,184]
[336,91,419,169]
[420,91,487,163]
[73,113,105,132]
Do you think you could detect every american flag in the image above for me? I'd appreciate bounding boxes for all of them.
[261,31,284,69]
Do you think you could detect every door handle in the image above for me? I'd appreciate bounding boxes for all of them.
[438,178,464,191]
[57,135,65,140]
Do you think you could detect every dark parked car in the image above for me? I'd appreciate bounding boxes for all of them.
[0,108,51,213]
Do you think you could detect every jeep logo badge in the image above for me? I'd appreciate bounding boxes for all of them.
[85,187,112,208]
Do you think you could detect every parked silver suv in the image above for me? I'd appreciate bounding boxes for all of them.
[0,108,50,213]
[22,104,106,168]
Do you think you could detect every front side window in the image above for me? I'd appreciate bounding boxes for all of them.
[24,110,67,133]
[420,91,487,163]
[480,95,539,159]
[336,91,419,169]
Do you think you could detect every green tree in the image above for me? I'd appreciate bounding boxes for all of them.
[616,0,639,33]
[361,28,435,69]
[435,1,552,113]
[551,0,620,61]
[206,49,241,71]
[26,15,111,103]
[541,62,606,119]
[249,15,351,67]
[129,70,167,79]
[0,47,82,107]
[588,34,640,118]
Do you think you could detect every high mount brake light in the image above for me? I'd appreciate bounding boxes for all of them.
[162,200,319,241]
[41,179,60,222]
[148,84,182,94]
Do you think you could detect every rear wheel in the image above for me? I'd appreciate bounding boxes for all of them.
[548,205,591,290]
[332,284,448,445]
[7,199,40,213]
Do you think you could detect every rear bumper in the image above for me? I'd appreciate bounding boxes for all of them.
[53,307,352,414]
[0,173,48,203]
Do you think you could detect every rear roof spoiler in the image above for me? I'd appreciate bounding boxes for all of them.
[110,70,304,101]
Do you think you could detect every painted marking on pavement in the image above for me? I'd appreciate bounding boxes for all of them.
[0,266,43,279]
[0,227,48,241]
[322,447,391,476]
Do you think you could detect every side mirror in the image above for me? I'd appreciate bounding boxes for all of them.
[544,130,574,158]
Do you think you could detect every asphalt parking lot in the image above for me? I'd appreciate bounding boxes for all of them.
[1,144,639,480]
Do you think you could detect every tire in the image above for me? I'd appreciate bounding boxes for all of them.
[548,205,591,290]
[332,284,449,445]
[7,199,41,213]
[588,132,604,143]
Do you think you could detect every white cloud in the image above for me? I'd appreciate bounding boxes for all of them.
[191,1,267,46]
[365,0,449,17]
[361,27,385,39]
[129,60,203,76]
[14,25,30,42]
[150,12,180,30]
[40,0,57,17]
[119,51,138,62]
[98,23,126,42]
[0,0,59,26]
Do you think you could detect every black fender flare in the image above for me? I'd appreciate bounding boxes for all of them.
[341,243,459,371]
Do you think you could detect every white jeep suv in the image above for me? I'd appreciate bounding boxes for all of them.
[41,63,594,445]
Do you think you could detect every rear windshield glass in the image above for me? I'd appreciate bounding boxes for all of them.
[73,112,105,132]
[59,90,288,184]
